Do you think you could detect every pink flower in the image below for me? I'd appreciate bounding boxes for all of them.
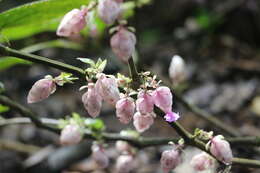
[27,78,56,103]
[152,86,173,113]
[97,0,121,25]
[116,141,132,154]
[164,112,180,122]
[92,144,109,168]
[82,83,102,118]
[210,135,233,164]
[57,8,87,37]
[96,74,120,106]
[60,124,82,145]
[160,148,181,173]
[133,112,154,133]
[190,152,214,171]
[116,97,135,124]
[110,27,136,62]
[168,55,187,84]
[136,91,154,114]
[116,155,135,173]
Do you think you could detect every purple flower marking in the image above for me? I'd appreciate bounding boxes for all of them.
[164,112,180,122]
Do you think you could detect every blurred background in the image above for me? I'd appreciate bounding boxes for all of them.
[0,0,260,172]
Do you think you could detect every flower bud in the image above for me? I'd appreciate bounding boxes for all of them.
[92,144,109,168]
[110,27,136,62]
[27,78,56,103]
[168,55,187,84]
[116,141,132,153]
[57,8,87,37]
[98,0,121,25]
[160,148,181,173]
[136,91,154,114]
[152,86,172,113]
[82,83,102,118]
[116,97,135,124]
[60,124,82,145]
[96,74,120,106]
[190,152,214,171]
[133,112,154,133]
[116,155,135,173]
[210,135,233,164]
[164,111,180,122]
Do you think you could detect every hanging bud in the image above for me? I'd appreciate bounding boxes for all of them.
[110,27,136,62]
[56,8,88,37]
[116,97,135,124]
[97,0,121,25]
[60,124,82,145]
[168,55,187,85]
[133,112,154,133]
[190,152,214,171]
[152,86,173,113]
[136,91,154,114]
[96,74,120,106]
[210,135,233,164]
[82,83,102,118]
[27,78,56,103]
[116,155,135,173]
[160,148,181,173]
[92,144,109,168]
[116,141,132,154]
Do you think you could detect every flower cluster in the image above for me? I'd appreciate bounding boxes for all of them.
[160,133,233,172]
[81,69,179,133]
[56,0,136,63]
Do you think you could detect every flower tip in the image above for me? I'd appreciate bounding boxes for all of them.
[164,112,180,122]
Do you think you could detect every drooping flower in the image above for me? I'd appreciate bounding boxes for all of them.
[136,91,154,114]
[27,78,56,103]
[160,148,181,173]
[116,141,132,154]
[210,135,233,164]
[116,154,135,173]
[152,86,173,113]
[164,111,180,122]
[116,97,135,124]
[96,74,120,106]
[168,55,187,84]
[92,144,109,168]
[133,112,154,133]
[56,8,88,37]
[97,0,121,25]
[60,124,82,145]
[82,83,102,118]
[110,27,136,62]
[190,152,214,171]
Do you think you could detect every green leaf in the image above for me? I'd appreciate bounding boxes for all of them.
[77,58,96,67]
[0,57,32,71]
[97,59,107,72]
[0,0,90,42]
[0,104,9,113]
[84,118,105,131]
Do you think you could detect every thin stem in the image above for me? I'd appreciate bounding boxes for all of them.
[128,57,141,90]
[0,44,85,79]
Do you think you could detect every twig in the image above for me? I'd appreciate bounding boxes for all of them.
[0,95,59,134]
[0,139,40,154]
[1,117,260,148]
[0,44,85,79]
